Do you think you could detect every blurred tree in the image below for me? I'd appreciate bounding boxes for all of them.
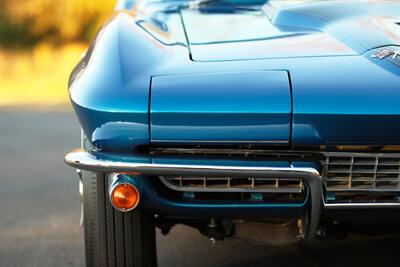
[0,0,116,48]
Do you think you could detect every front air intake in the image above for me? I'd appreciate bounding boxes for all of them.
[160,176,304,193]
[323,153,400,191]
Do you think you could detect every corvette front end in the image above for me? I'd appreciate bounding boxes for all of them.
[65,0,400,266]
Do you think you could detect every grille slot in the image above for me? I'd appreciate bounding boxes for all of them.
[160,176,304,193]
[323,154,400,191]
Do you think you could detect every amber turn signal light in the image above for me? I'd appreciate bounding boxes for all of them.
[111,183,140,212]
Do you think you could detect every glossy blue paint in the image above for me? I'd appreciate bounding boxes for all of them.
[272,1,400,54]
[68,0,400,152]
[150,71,291,144]
[69,12,182,150]
[291,52,400,145]
[72,103,149,152]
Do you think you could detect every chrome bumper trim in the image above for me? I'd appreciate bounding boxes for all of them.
[323,202,400,208]
[65,150,400,210]
[65,149,323,239]
[64,149,320,178]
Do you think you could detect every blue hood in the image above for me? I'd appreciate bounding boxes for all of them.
[69,0,400,152]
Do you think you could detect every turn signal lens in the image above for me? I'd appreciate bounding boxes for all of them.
[111,183,140,212]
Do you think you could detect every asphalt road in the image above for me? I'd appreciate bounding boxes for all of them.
[1,110,400,267]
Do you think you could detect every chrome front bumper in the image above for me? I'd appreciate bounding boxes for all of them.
[65,149,400,238]
[65,149,323,239]
[65,149,320,178]
[65,149,400,208]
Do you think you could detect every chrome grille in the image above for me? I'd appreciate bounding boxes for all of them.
[152,146,400,203]
[160,176,304,193]
[323,153,400,191]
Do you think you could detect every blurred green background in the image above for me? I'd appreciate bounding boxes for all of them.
[0,0,115,107]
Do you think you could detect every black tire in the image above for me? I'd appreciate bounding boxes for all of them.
[82,171,157,267]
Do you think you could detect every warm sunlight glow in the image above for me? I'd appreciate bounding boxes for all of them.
[0,0,116,108]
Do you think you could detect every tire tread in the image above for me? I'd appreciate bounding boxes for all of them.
[82,172,156,267]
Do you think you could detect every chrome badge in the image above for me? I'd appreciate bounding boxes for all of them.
[372,48,400,60]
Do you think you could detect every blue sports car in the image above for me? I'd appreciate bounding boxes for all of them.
[65,0,400,266]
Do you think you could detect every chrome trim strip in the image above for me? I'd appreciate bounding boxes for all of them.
[151,139,289,144]
[324,202,400,208]
[323,152,400,157]
[64,149,319,178]
[323,188,400,193]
